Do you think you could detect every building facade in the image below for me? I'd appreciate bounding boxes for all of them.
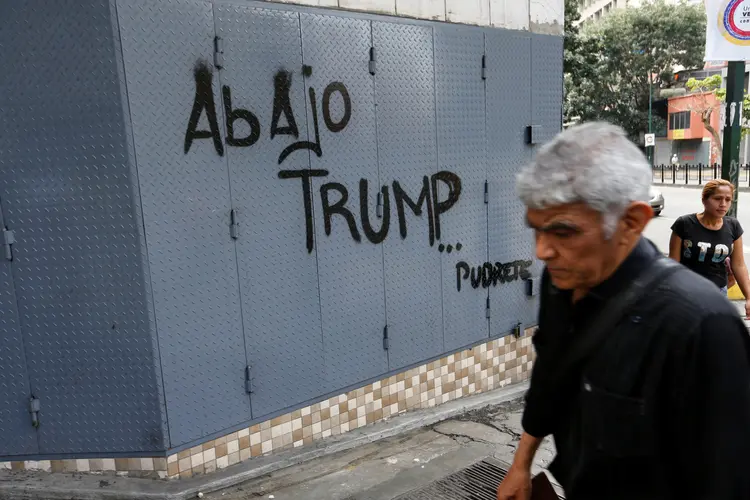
[578,0,700,25]
[0,0,563,481]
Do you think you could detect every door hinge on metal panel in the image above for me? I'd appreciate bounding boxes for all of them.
[485,297,491,319]
[484,181,489,204]
[383,325,389,350]
[481,55,487,80]
[214,36,224,69]
[29,397,40,428]
[245,366,253,394]
[230,209,238,240]
[369,47,376,75]
[2,228,15,261]
[376,192,383,218]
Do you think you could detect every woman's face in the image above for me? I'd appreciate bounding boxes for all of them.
[703,186,733,218]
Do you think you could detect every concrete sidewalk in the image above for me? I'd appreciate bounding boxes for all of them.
[0,383,536,500]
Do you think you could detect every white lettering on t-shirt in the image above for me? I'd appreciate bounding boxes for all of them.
[713,244,730,263]
[697,242,711,262]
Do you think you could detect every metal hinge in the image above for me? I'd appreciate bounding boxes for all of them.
[383,325,389,350]
[481,55,487,80]
[512,322,522,339]
[245,366,253,394]
[376,192,383,218]
[485,297,491,319]
[3,228,14,261]
[484,181,489,204]
[369,47,376,75]
[229,209,238,240]
[29,397,40,428]
[214,36,224,69]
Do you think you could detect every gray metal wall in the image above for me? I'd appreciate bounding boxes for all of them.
[0,0,562,457]
[0,0,166,458]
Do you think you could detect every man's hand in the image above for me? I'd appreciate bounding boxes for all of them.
[496,466,532,500]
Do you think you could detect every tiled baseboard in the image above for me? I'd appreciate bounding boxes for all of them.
[1,329,536,480]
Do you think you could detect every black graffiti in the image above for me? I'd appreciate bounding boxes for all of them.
[278,86,322,164]
[270,70,300,139]
[321,182,362,243]
[184,62,224,156]
[184,62,352,163]
[455,260,532,292]
[223,85,260,147]
[279,169,461,253]
[322,82,351,133]
[278,169,329,253]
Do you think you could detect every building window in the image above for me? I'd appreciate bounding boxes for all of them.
[669,111,691,130]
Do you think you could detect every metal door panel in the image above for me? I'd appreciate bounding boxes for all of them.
[373,22,444,370]
[433,25,490,352]
[300,13,388,391]
[214,3,326,418]
[117,0,250,447]
[532,34,564,145]
[0,0,164,454]
[485,30,538,337]
[0,199,36,456]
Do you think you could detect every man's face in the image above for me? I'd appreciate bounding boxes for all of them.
[526,203,620,291]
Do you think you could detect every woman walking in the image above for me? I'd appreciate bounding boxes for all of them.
[669,179,750,316]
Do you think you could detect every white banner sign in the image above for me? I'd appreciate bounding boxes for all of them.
[705,0,750,61]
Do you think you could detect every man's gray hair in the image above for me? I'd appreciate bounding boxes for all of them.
[516,121,652,237]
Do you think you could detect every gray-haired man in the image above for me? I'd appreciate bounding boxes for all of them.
[496,122,750,499]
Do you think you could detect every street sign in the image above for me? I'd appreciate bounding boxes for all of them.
[645,133,655,147]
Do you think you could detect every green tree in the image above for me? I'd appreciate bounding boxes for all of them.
[564,0,706,142]
[682,75,750,148]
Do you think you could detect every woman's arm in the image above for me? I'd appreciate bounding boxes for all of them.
[669,232,682,262]
[729,237,750,318]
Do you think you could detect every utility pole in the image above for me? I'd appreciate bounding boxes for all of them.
[721,61,744,218]
[648,74,653,165]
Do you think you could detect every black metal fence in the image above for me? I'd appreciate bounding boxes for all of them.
[652,163,750,186]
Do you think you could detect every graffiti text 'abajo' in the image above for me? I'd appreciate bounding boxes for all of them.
[184,61,351,164]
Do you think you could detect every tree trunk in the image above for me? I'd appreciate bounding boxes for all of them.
[702,109,722,162]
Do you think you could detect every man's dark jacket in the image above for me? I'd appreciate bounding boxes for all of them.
[522,238,750,499]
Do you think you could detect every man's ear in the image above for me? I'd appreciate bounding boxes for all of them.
[620,201,653,238]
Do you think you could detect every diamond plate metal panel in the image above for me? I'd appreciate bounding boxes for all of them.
[0,0,165,454]
[214,3,326,418]
[433,24,490,352]
[117,0,251,447]
[485,29,539,337]
[0,199,36,456]
[300,13,389,391]
[373,22,444,370]
[532,34,564,145]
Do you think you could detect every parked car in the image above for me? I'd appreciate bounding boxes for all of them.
[650,186,664,216]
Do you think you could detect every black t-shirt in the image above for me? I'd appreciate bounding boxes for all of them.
[671,214,743,288]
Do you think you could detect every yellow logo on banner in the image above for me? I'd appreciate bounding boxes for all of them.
[673,129,685,139]
[718,0,750,46]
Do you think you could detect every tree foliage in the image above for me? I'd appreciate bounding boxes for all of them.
[564,0,706,142]
[684,75,750,142]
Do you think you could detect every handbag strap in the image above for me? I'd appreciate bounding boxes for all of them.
[555,256,683,376]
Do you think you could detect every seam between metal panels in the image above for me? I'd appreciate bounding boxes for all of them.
[0,194,38,452]
[111,0,171,449]
[296,12,328,365]
[483,32,491,338]
[210,1,253,418]
[431,26,448,353]
[370,21,390,369]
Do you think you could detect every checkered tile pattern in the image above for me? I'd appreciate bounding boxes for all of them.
[0,331,535,480]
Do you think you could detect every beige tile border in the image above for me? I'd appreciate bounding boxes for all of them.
[0,330,536,480]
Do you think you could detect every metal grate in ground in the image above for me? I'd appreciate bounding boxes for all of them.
[392,457,564,500]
